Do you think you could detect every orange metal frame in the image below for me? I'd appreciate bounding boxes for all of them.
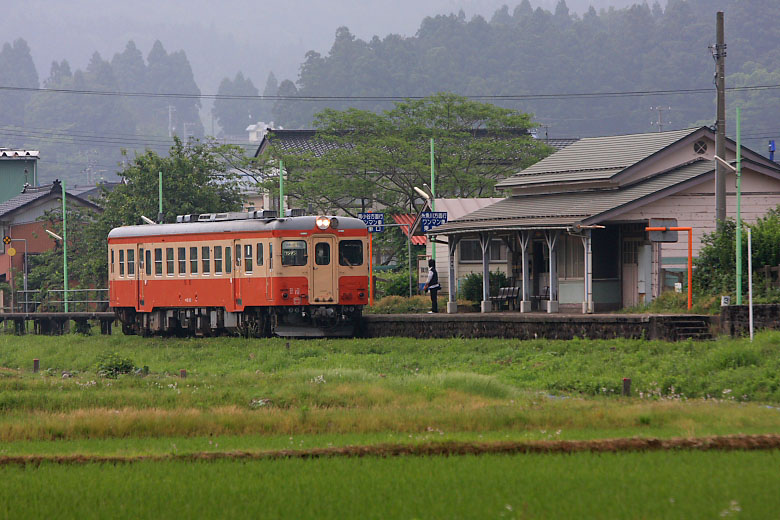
[645,226,693,310]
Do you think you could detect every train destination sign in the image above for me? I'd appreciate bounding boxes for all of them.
[358,212,384,233]
[421,211,448,233]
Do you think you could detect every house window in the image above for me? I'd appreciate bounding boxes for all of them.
[556,235,584,279]
[459,239,506,262]
[190,247,198,274]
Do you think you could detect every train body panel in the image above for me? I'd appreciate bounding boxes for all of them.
[108,215,369,337]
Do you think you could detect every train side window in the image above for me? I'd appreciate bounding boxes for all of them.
[225,246,232,274]
[139,248,144,271]
[282,240,307,266]
[245,244,253,273]
[110,249,114,274]
[214,246,223,274]
[190,247,198,274]
[119,249,125,276]
[202,246,210,274]
[154,248,163,275]
[339,240,363,266]
[146,249,152,276]
[269,243,273,270]
[166,248,174,275]
[315,242,330,265]
[127,249,135,276]
[178,247,186,275]
[256,242,263,266]
[235,244,241,268]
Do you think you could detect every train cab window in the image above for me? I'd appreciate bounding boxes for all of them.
[119,249,125,276]
[256,243,263,266]
[214,247,223,274]
[110,249,114,274]
[282,240,307,266]
[245,244,253,273]
[127,249,135,276]
[315,242,330,265]
[202,246,210,274]
[225,246,232,274]
[166,248,174,276]
[178,248,186,275]
[190,247,198,274]
[339,240,363,266]
[154,248,163,275]
[146,249,152,276]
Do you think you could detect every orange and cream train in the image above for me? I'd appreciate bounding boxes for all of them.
[108,212,369,337]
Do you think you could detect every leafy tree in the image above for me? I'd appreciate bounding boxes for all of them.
[82,138,245,285]
[145,41,203,137]
[260,71,279,122]
[212,71,263,135]
[0,38,38,129]
[263,93,550,217]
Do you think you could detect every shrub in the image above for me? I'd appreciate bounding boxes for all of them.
[458,271,508,302]
[95,352,135,378]
[376,269,412,297]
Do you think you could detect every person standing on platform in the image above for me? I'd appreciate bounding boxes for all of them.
[422,258,441,313]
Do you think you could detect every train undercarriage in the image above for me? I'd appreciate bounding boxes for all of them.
[114,305,362,338]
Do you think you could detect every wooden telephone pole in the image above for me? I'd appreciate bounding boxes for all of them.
[714,11,727,224]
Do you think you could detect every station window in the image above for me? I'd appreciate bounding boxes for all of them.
[339,240,363,266]
[256,242,263,266]
[178,247,186,275]
[119,249,125,276]
[315,242,330,265]
[245,244,253,273]
[166,247,174,275]
[214,246,223,273]
[282,240,307,266]
[127,249,135,276]
[225,246,232,274]
[154,248,163,275]
[459,239,506,263]
[202,246,210,274]
[190,247,198,274]
[146,249,152,276]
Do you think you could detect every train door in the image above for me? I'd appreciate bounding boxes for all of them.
[311,236,336,303]
[233,240,243,307]
[134,245,142,308]
[266,240,274,302]
[138,245,148,309]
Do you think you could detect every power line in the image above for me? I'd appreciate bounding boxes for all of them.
[2,83,780,102]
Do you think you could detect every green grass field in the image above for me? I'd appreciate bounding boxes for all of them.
[1,331,779,518]
[2,451,779,519]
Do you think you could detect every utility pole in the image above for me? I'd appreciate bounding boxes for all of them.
[712,11,727,224]
[168,105,176,137]
[650,106,671,132]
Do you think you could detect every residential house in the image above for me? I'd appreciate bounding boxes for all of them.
[432,127,780,313]
[0,149,39,203]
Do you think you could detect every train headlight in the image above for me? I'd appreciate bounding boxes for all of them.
[315,216,331,230]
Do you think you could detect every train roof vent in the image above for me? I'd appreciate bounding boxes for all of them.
[253,210,277,219]
[286,208,307,217]
[176,214,198,223]
[198,214,216,222]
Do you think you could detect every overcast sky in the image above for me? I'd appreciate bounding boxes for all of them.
[2,0,660,95]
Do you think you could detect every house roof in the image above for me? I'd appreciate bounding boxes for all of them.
[0,149,39,159]
[0,181,101,219]
[433,159,714,235]
[433,198,504,221]
[392,214,426,245]
[255,129,577,159]
[495,127,700,189]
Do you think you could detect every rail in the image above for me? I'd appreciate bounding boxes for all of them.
[6,289,109,313]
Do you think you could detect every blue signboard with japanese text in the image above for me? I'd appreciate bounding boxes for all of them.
[421,211,448,232]
[358,212,385,233]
